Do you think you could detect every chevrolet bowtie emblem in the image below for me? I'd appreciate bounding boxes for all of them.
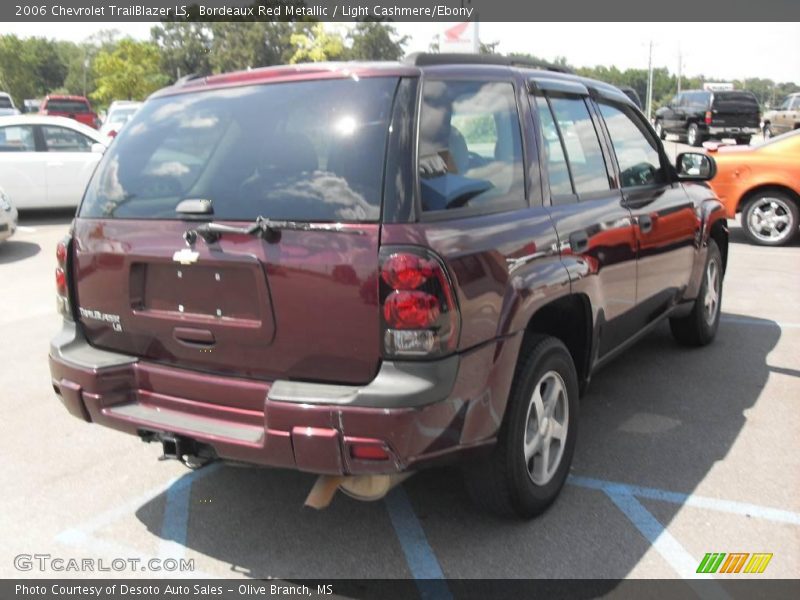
[173,248,199,265]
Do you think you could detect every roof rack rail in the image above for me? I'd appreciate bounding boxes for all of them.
[404,52,573,74]
[173,73,207,87]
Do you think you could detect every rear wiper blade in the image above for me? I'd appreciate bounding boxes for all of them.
[184,216,361,245]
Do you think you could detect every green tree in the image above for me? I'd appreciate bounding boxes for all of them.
[151,22,212,81]
[289,23,345,63]
[91,39,169,105]
[347,22,408,61]
[208,22,296,72]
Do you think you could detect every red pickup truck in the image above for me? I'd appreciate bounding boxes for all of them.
[39,94,100,129]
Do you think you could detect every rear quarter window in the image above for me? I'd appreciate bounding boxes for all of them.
[80,77,399,222]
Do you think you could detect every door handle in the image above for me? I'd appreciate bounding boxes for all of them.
[568,231,589,254]
[639,215,653,234]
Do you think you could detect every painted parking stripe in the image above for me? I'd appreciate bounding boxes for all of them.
[721,315,800,329]
[158,463,222,560]
[605,490,730,598]
[569,476,800,525]
[385,487,452,600]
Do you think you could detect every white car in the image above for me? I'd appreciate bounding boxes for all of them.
[99,101,142,139]
[0,186,18,243]
[0,115,107,209]
[0,92,20,116]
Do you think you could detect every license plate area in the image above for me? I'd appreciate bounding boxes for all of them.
[131,262,263,322]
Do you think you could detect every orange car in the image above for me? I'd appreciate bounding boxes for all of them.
[708,130,800,246]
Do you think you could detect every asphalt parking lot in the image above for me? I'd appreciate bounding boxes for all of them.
[0,200,798,587]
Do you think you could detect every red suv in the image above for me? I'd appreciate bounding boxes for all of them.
[49,55,728,518]
[40,94,99,129]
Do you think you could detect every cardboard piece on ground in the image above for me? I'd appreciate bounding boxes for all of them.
[304,475,345,509]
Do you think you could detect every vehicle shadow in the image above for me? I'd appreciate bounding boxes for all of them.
[17,208,75,227]
[134,312,779,586]
[0,241,40,264]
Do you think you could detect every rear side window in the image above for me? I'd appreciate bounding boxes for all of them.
[598,103,666,188]
[0,97,12,109]
[546,96,610,195]
[46,99,91,113]
[534,96,573,197]
[42,126,93,152]
[418,80,525,212]
[81,77,399,221]
[0,125,35,152]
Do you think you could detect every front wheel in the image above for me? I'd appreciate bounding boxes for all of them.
[463,335,579,518]
[669,239,723,346]
[741,192,799,246]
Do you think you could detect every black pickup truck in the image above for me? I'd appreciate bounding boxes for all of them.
[655,89,761,146]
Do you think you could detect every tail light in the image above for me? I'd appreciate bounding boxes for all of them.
[379,247,460,358]
[705,111,713,125]
[55,236,73,320]
[108,130,117,138]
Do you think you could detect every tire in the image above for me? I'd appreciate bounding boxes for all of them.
[741,191,799,246]
[463,335,579,518]
[686,123,704,147]
[763,124,773,139]
[735,137,751,145]
[669,239,723,346]
[655,120,666,140]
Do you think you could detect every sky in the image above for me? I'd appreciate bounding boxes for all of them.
[2,21,798,84]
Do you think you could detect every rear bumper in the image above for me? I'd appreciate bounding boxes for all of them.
[707,126,759,136]
[49,322,520,475]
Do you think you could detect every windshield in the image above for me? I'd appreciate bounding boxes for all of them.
[46,99,91,113]
[80,77,399,222]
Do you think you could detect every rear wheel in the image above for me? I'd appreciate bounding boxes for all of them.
[741,192,799,246]
[670,239,722,346]
[686,123,704,147]
[655,120,666,140]
[463,335,578,518]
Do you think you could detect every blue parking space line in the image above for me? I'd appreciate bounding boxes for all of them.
[605,490,731,599]
[569,476,800,525]
[159,463,221,558]
[385,487,452,600]
[721,315,800,329]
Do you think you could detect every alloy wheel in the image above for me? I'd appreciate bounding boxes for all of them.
[747,197,794,244]
[523,370,569,485]
[704,258,720,325]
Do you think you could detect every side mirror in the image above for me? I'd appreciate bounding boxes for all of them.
[90,142,106,154]
[676,152,716,181]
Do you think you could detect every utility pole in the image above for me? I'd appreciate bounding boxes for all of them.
[677,48,682,95]
[646,41,654,122]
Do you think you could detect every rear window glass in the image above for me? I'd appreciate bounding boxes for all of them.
[80,77,398,222]
[712,92,759,108]
[46,99,91,113]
